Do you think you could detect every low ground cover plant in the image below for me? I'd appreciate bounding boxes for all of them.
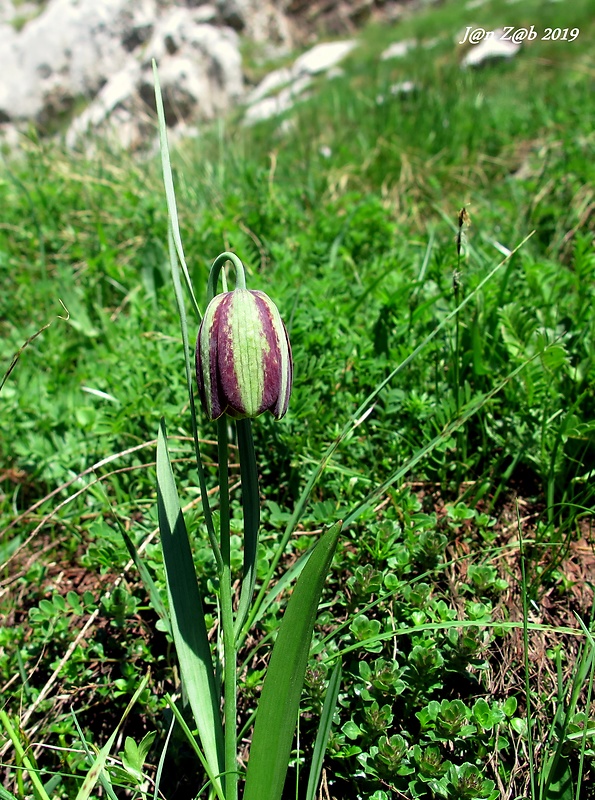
[1,0,594,797]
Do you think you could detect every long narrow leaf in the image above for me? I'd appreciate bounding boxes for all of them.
[154,713,176,800]
[243,521,342,800]
[239,414,365,645]
[0,711,52,800]
[166,224,222,569]
[165,694,225,800]
[71,710,119,800]
[325,618,584,663]
[541,617,595,799]
[573,616,595,796]
[305,659,342,800]
[156,420,224,792]
[152,61,200,321]
[95,480,172,637]
[251,546,313,628]
[74,673,149,800]
[155,60,221,570]
[116,519,172,637]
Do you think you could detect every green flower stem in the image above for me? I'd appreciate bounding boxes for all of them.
[207,252,247,303]
[234,418,260,641]
[454,281,460,415]
[218,417,231,566]
[453,278,464,485]
[453,252,467,483]
[217,416,238,800]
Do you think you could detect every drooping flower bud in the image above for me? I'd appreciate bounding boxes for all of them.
[196,288,292,421]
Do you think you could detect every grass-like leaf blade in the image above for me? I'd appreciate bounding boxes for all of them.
[243,521,342,800]
[152,61,200,322]
[156,419,224,793]
[0,711,52,800]
[73,673,149,800]
[165,694,226,800]
[96,480,172,638]
[305,658,342,800]
[241,234,535,647]
[116,519,172,637]
[71,711,119,800]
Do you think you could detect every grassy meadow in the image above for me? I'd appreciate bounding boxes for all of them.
[1,0,594,797]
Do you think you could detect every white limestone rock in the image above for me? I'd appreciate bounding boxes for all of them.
[216,0,292,54]
[292,40,357,76]
[245,67,292,106]
[243,74,312,125]
[380,39,416,60]
[242,37,357,126]
[461,28,521,68]
[0,0,156,124]
[66,13,243,148]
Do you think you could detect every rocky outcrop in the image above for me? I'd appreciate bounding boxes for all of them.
[66,10,244,149]
[0,0,249,146]
[243,39,357,125]
[0,0,425,148]
[1,0,154,126]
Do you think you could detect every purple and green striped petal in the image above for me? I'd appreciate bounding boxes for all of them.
[196,288,292,421]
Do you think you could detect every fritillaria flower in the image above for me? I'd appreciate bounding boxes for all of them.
[196,287,292,421]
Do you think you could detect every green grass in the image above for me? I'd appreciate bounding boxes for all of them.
[1,0,594,797]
